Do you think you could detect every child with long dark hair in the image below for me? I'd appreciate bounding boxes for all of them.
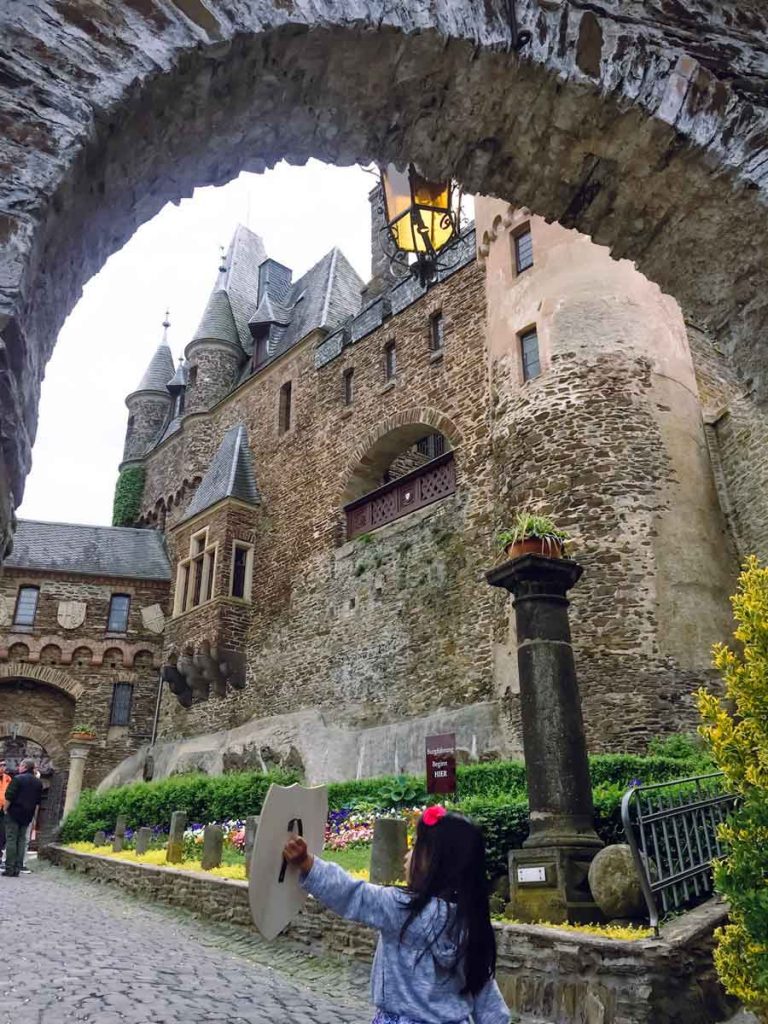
[283,805,511,1024]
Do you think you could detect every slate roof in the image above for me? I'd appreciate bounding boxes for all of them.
[190,288,239,347]
[133,340,175,395]
[180,424,260,523]
[222,225,267,353]
[5,520,171,580]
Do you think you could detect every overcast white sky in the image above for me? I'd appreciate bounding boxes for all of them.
[17,161,378,526]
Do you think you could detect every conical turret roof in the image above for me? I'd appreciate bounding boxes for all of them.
[133,338,175,397]
[190,288,239,347]
[180,424,260,522]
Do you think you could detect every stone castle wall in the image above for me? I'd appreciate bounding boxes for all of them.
[123,393,172,464]
[687,323,768,563]
[0,568,166,787]
[151,260,499,758]
[135,211,743,768]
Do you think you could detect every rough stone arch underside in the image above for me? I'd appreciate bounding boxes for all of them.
[1,0,767,553]
[0,663,85,702]
[0,719,67,766]
[341,407,462,503]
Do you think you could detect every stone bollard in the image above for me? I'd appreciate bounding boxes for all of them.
[244,815,259,878]
[201,824,224,870]
[112,815,127,852]
[135,827,152,856]
[93,830,106,846]
[166,811,187,864]
[370,818,407,885]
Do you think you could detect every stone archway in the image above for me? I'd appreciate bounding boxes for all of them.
[0,721,64,771]
[0,663,85,702]
[341,408,462,504]
[1,2,767,551]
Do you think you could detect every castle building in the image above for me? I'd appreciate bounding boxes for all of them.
[1,191,763,801]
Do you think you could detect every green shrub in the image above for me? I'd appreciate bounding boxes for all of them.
[60,769,298,842]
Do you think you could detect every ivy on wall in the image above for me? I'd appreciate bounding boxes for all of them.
[112,466,146,527]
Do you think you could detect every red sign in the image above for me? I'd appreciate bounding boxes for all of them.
[426,733,457,795]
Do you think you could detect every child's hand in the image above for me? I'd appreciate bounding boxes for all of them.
[283,835,314,875]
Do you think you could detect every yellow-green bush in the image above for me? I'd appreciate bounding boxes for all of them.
[697,555,768,1022]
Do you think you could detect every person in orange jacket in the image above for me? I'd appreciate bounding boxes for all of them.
[0,760,12,866]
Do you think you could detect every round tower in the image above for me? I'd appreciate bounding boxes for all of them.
[184,252,244,414]
[478,199,738,752]
[122,316,175,465]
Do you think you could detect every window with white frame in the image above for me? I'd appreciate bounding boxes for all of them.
[174,527,217,616]
[230,541,254,601]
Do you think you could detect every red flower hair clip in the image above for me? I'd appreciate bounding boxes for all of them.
[422,805,447,827]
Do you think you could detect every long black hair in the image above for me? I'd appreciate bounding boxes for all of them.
[401,811,496,995]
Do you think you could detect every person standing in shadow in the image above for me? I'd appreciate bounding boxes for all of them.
[3,759,42,877]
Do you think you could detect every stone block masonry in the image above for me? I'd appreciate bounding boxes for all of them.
[2,0,768,566]
[0,567,166,787]
[44,845,736,1024]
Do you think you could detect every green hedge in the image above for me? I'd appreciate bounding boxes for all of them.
[60,769,298,842]
[61,746,710,858]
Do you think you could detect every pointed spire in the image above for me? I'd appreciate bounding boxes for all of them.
[167,356,188,392]
[130,312,176,397]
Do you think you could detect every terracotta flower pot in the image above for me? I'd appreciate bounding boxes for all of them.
[70,732,96,741]
[505,536,564,560]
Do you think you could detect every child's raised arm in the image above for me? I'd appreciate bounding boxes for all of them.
[283,837,408,934]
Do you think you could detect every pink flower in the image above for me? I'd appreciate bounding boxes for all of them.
[422,805,447,827]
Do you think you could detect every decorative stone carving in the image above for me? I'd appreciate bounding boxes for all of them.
[141,604,166,634]
[162,644,246,707]
[57,600,86,630]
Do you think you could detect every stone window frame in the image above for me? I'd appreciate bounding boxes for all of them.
[173,526,218,616]
[109,681,134,727]
[106,593,131,634]
[342,366,355,406]
[518,324,542,383]
[278,379,293,435]
[512,222,534,275]
[13,585,39,629]
[230,540,254,602]
[188,364,198,387]
[383,339,397,381]
[429,310,445,353]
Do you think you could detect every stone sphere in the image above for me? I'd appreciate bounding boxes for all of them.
[588,844,647,920]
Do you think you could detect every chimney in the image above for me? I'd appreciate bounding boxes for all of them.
[365,184,408,300]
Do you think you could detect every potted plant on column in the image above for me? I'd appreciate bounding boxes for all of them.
[69,725,97,742]
[498,511,570,560]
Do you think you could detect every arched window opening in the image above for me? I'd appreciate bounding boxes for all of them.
[279,380,292,434]
[344,425,456,540]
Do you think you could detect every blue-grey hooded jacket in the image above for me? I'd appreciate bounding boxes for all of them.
[301,857,511,1024]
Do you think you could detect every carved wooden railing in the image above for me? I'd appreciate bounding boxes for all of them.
[344,451,456,540]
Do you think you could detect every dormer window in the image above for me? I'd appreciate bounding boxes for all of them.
[254,333,269,368]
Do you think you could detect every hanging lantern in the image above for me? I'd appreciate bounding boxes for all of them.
[380,164,459,276]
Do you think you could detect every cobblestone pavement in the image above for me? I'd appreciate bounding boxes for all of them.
[2,860,752,1024]
[1,859,370,1024]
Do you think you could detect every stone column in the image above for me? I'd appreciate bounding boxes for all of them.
[201,825,223,870]
[62,740,95,818]
[135,827,152,855]
[244,815,259,879]
[487,554,603,923]
[166,811,186,864]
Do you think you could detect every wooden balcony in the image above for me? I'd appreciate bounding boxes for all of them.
[344,451,456,540]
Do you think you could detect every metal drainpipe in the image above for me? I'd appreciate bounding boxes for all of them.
[150,668,164,748]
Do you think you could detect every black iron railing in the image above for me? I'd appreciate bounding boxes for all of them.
[621,772,737,933]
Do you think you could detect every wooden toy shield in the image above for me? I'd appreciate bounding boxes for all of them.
[248,782,328,940]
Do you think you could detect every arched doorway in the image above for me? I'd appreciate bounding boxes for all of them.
[0,734,54,776]
[1,4,766,553]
